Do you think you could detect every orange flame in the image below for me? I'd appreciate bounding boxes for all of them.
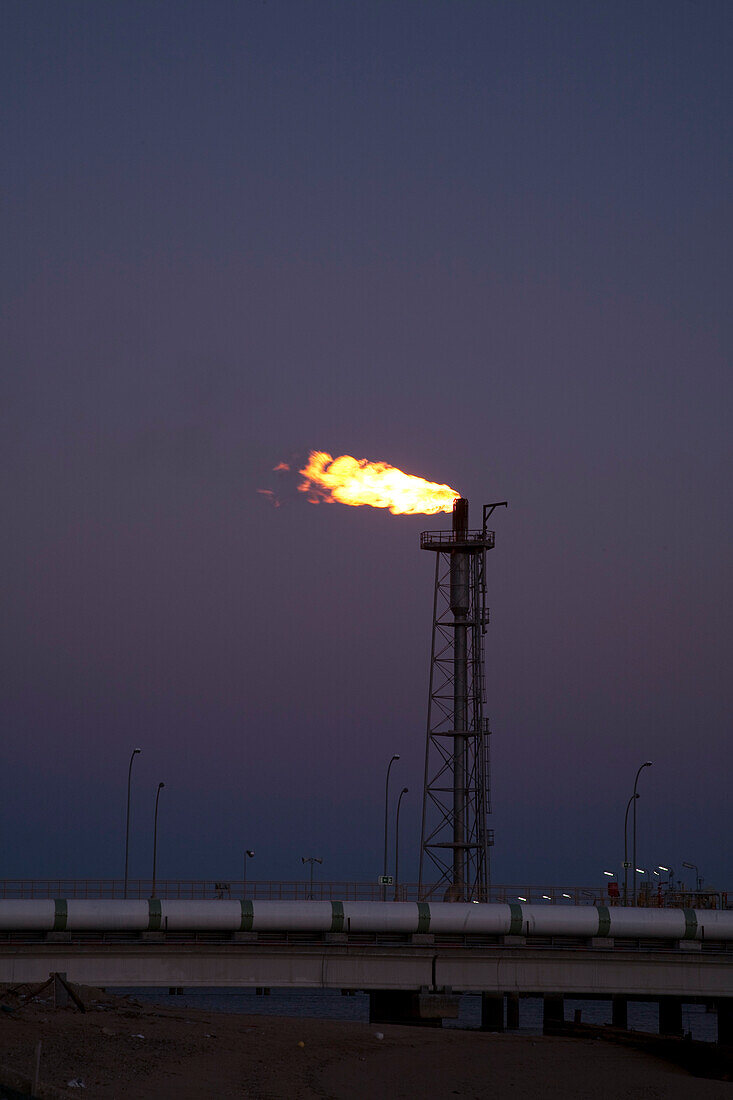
[256,488,281,507]
[298,451,460,516]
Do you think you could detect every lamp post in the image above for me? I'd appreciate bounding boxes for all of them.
[683,861,701,891]
[394,787,408,900]
[124,748,141,899]
[302,856,322,899]
[382,754,400,900]
[623,792,639,906]
[243,849,255,899]
[151,782,165,899]
[632,761,652,905]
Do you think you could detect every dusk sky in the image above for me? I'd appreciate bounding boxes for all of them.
[2,1,731,892]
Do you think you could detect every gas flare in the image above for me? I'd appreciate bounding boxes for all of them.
[298,451,460,516]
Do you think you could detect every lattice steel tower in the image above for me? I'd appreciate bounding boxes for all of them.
[418,498,505,902]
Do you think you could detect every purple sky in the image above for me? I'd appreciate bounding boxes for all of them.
[2,1,731,891]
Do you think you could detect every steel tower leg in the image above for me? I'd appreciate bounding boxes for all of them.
[450,499,469,895]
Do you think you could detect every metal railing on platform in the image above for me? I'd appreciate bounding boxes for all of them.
[0,880,727,906]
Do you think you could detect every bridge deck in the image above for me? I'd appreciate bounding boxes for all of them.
[2,938,732,999]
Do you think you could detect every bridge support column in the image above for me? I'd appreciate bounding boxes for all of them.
[370,990,414,1024]
[480,994,504,1032]
[717,999,733,1046]
[658,996,683,1037]
[369,990,458,1027]
[543,994,564,1034]
[611,995,628,1030]
[506,994,520,1030]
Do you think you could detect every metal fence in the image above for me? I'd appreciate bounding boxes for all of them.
[0,880,642,904]
[0,880,727,906]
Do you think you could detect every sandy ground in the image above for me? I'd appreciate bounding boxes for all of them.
[1,984,732,1098]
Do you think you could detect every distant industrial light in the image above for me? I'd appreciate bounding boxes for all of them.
[652,870,660,877]
[603,871,614,877]
[518,896,528,902]
[659,865,670,872]
[562,893,571,899]
[636,868,645,874]
[542,895,551,900]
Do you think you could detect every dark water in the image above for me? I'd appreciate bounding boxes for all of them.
[120,989,718,1042]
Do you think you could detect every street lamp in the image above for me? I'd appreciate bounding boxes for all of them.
[683,861,702,891]
[602,870,617,902]
[382,754,400,900]
[394,787,408,900]
[302,856,322,899]
[632,761,652,906]
[124,748,141,899]
[243,849,255,899]
[659,865,674,889]
[151,782,165,899]
[623,792,639,906]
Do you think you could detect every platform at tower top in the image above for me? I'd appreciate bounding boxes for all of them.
[420,529,495,550]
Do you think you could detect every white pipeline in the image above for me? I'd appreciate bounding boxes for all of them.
[0,900,730,939]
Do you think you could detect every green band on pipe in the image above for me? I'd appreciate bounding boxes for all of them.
[239,900,254,932]
[597,906,611,937]
[683,909,698,940]
[417,902,431,933]
[148,898,162,931]
[331,901,344,933]
[53,899,67,932]
[508,903,523,936]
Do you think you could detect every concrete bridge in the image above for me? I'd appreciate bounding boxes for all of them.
[2,932,732,1039]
